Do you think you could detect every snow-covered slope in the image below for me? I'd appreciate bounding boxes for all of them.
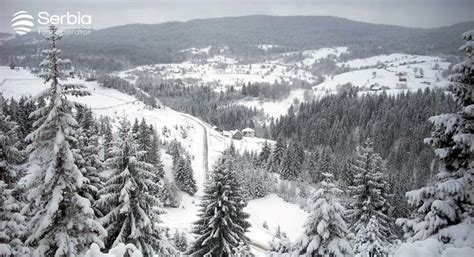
[323,54,449,92]
[238,53,450,118]
[116,47,348,88]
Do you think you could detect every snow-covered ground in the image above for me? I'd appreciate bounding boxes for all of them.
[327,54,449,91]
[238,89,307,118]
[244,194,308,248]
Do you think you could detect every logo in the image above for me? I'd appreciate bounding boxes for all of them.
[11,10,92,36]
[11,10,34,35]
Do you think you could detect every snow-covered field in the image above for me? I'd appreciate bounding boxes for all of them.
[322,54,449,92]
[244,194,308,248]
[238,89,307,118]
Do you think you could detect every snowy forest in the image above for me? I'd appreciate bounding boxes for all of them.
[0,7,473,257]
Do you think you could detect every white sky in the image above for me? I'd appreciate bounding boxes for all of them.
[1,0,473,33]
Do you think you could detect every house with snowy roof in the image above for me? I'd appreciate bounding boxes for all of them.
[242,127,255,137]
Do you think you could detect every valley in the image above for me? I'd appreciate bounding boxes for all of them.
[0,12,472,257]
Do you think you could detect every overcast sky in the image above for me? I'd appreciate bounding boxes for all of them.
[1,0,473,33]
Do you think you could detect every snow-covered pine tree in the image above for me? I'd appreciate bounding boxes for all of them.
[279,141,303,180]
[0,110,29,256]
[160,179,181,208]
[396,31,474,243]
[258,140,272,169]
[304,150,320,184]
[318,149,335,180]
[100,117,114,161]
[23,25,106,256]
[17,95,36,140]
[76,106,104,217]
[353,216,385,257]
[4,98,19,127]
[232,241,252,257]
[348,139,392,255]
[168,139,182,167]
[136,118,152,162]
[251,168,274,199]
[172,230,187,252]
[268,226,291,255]
[131,118,140,138]
[188,151,251,256]
[294,172,352,257]
[234,150,276,200]
[36,96,46,109]
[147,124,163,176]
[179,232,188,253]
[174,156,198,195]
[339,158,354,190]
[136,120,166,193]
[97,117,175,256]
[144,126,164,199]
[269,138,286,173]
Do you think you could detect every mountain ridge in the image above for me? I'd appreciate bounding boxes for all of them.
[0,15,472,71]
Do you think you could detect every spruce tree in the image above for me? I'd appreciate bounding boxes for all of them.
[258,140,272,169]
[232,241,252,257]
[17,96,34,140]
[348,139,391,255]
[353,216,384,256]
[268,226,291,254]
[97,118,175,256]
[318,149,335,180]
[76,107,104,217]
[147,125,163,173]
[172,230,187,252]
[269,138,286,173]
[131,118,139,138]
[101,118,114,161]
[136,118,152,163]
[23,25,105,256]
[136,120,164,198]
[294,172,352,257]
[396,31,474,243]
[0,110,29,256]
[160,179,181,208]
[174,156,197,195]
[305,151,320,184]
[279,141,303,180]
[168,139,182,167]
[188,152,251,256]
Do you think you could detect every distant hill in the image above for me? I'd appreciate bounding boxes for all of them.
[0,15,472,72]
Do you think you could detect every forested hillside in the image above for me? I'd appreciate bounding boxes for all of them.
[1,16,472,72]
[270,89,459,189]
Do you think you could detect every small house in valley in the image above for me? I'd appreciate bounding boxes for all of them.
[242,127,255,137]
[231,130,243,140]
